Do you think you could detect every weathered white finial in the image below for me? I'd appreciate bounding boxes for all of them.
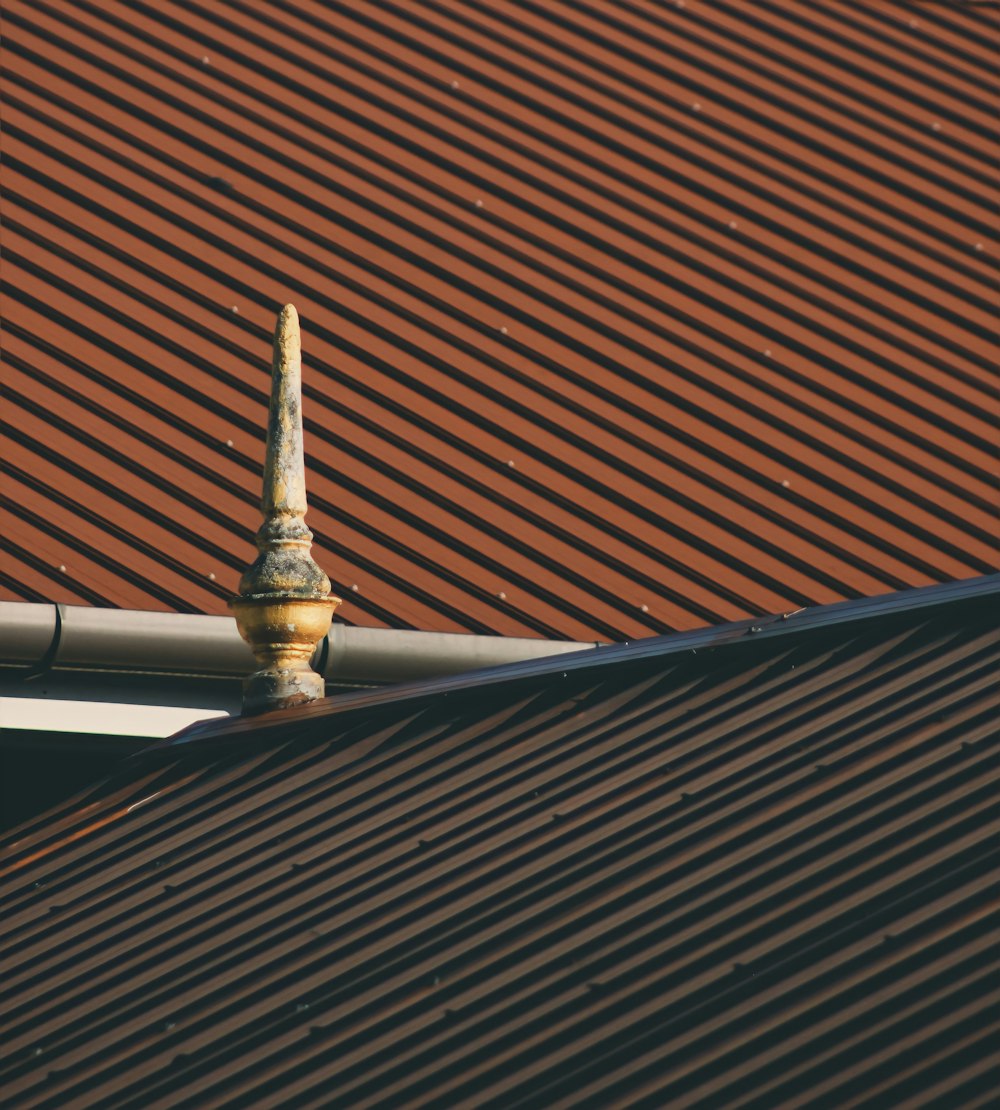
[230,305,341,715]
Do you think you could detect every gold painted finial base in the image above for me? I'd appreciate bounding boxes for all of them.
[241,668,326,716]
[230,583,341,716]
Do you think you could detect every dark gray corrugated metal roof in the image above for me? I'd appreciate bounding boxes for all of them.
[0,580,998,1107]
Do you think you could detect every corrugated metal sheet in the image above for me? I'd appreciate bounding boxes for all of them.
[1,0,997,640]
[1,582,997,1107]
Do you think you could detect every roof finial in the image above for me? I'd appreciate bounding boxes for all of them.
[230,305,341,715]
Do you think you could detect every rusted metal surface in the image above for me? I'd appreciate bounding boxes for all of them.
[230,305,340,714]
[0,1,997,640]
[1,584,997,1106]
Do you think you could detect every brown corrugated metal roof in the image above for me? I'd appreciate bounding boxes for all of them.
[1,579,997,1106]
[1,0,997,639]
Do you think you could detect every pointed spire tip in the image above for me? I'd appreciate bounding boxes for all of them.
[274,304,300,365]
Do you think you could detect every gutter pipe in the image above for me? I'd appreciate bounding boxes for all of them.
[0,602,600,687]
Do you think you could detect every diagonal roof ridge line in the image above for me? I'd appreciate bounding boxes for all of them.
[156,573,1000,754]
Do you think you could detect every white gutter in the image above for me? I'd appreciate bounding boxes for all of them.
[0,602,600,686]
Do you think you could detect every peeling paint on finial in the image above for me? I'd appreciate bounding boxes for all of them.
[230,304,341,715]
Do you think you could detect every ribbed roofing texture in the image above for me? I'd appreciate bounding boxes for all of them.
[1,586,997,1107]
[1,0,997,640]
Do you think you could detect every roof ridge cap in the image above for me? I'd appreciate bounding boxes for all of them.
[151,574,1000,755]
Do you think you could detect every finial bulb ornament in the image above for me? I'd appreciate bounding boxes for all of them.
[230,304,341,715]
